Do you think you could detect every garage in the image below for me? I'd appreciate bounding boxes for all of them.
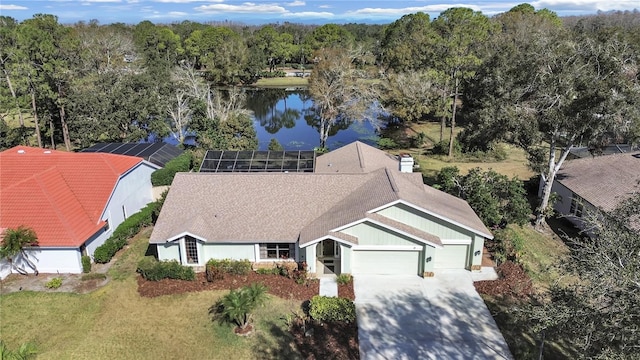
[434,244,469,269]
[352,250,421,275]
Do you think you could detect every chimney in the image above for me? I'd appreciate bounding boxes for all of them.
[399,153,414,173]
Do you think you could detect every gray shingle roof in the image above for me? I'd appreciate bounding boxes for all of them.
[556,151,640,212]
[150,141,493,245]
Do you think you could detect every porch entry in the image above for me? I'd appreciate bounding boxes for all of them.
[316,239,340,275]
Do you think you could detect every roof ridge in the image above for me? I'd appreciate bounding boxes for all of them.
[384,167,399,192]
[35,168,85,241]
[356,142,365,169]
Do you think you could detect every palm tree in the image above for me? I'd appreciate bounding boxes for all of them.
[210,283,268,332]
[0,226,39,276]
[0,340,37,360]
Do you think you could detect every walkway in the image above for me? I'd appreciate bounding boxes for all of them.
[319,276,338,297]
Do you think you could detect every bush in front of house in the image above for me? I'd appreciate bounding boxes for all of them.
[151,151,194,186]
[81,255,91,273]
[45,277,63,289]
[335,273,353,285]
[309,296,356,323]
[93,202,157,264]
[137,256,195,281]
[205,259,251,281]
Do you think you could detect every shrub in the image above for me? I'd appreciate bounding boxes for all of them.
[151,151,193,186]
[137,256,195,281]
[81,255,91,273]
[256,267,280,275]
[336,273,353,285]
[206,259,251,276]
[210,283,269,331]
[432,139,462,155]
[291,262,308,284]
[309,296,356,323]
[377,137,399,150]
[205,263,224,282]
[45,277,63,289]
[93,202,157,264]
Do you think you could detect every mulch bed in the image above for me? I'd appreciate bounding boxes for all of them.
[290,317,359,360]
[137,272,319,300]
[338,282,355,300]
[474,261,534,299]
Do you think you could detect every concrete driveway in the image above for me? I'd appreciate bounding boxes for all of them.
[354,270,513,360]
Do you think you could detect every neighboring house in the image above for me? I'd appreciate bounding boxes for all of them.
[81,142,184,168]
[0,146,159,278]
[542,151,640,228]
[567,144,638,160]
[150,142,492,277]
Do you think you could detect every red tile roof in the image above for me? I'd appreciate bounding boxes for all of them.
[0,146,143,247]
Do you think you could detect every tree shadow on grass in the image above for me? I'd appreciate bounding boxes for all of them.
[251,320,301,360]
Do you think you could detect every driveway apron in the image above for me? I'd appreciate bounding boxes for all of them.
[354,270,513,360]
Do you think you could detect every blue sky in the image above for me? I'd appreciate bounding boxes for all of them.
[0,0,638,25]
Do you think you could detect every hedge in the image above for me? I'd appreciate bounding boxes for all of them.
[93,202,157,263]
[309,296,356,323]
[81,255,91,273]
[137,256,195,281]
[151,152,193,186]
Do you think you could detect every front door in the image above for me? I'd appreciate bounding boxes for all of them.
[317,240,340,275]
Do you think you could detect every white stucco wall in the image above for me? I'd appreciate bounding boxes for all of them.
[7,247,82,275]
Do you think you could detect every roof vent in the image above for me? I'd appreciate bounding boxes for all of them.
[44,150,51,154]
[17,149,25,154]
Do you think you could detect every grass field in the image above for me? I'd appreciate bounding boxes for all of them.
[0,231,302,360]
[393,122,535,181]
[253,77,308,87]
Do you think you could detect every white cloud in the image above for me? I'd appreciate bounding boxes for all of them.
[284,11,334,18]
[155,0,222,3]
[350,4,482,16]
[532,0,639,12]
[195,3,288,14]
[318,5,331,9]
[168,11,188,16]
[288,0,305,6]
[0,4,28,10]
[80,0,122,2]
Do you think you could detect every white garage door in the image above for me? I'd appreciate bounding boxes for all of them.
[352,250,420,275]
[435,245,469,269]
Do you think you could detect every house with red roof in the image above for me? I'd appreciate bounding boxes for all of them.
[0,146,159,278]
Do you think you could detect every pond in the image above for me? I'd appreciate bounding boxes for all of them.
[245,88,379,151]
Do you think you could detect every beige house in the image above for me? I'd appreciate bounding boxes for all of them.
[149,142,492,277]
[542,151,640,228]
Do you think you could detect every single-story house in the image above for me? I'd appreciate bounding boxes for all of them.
[0,146,159,278]
[541,151,640,228]
[150,142,493,277]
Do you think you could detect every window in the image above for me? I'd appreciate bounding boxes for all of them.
[263,243,292,259]
[104,219,110,232]
[185,237,199,264]
[122,205,127,219]
[570,195,584,217]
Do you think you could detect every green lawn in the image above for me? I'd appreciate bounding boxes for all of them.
[392,122,535,181]
[253,77,308,87]
[0,232,302,360]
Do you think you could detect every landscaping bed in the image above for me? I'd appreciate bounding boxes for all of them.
[338,282,355,300]
[137,271,320,300]
[474,261,533,299]
[290,318,359,360]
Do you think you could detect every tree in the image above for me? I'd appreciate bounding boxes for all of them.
[432,8,495,158]
[383,70,449,127]
[268,138,283,151]
[524,194,640,358]
[379,12,435,72]
[210,283,268,332]
[0,226,39,276]
[308,46,383,148]
[435,167,530,227]
[462,23,639,228]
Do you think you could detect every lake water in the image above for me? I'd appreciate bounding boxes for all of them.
[245,89,379,151]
